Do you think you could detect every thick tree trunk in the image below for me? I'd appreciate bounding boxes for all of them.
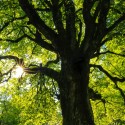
[58,58,94,125]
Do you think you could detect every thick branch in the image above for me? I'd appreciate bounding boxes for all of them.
[98,0,110,29]
[83,0,95,24]
[24,66,60,82]
[51,0,65,34]
[93,0,110,41]
[64,0,76,50]
[80,1,97,54]
[34,30,56,52]
[18,0,58,43]
[41,67,60,82]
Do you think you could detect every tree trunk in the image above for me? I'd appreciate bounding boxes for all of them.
[58,57,95,125]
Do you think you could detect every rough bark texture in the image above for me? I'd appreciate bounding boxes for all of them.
[58,56,94,125]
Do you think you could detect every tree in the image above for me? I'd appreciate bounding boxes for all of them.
[0,0,125,124]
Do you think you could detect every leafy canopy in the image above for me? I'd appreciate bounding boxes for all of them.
[0,0,125,125]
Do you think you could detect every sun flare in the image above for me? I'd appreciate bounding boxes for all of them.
[13,66,24,78]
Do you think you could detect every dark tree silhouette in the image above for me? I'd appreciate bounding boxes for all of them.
[0,0,125,124]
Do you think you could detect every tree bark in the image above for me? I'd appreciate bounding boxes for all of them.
[58,57,94,125]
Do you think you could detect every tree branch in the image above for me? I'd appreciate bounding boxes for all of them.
[114,82,125,105]
[45,54,60,67]
[0,15,26,33]
[0,55,19,61]
[98,0,110,29]
[106,14,125,34]
[0,22,10,33]
[34,30,56,52]
[90,64,125,104]
[0,56,19,82]
[51,0,65,34]
[83,0,95,24]
[0,64,16,83]
[24,66,60,82]
[93,0,110,41]
[80,0,97,54]
[78,20,82,44]
[0,55,24,68]
[100,32,124,47]
[41,67,60,82]
[0,32,56,53]
[18,0,58,44]
[110,7,122,14]
[90,64,125,83]
[0,34,27,43]
[89,87,105,102]
[35,8,51,12]
[64,0,76,49]
[93,50,125,58]
[0,55,60,82]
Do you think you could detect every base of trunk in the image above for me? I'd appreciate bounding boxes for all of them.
[60,87,95,125]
